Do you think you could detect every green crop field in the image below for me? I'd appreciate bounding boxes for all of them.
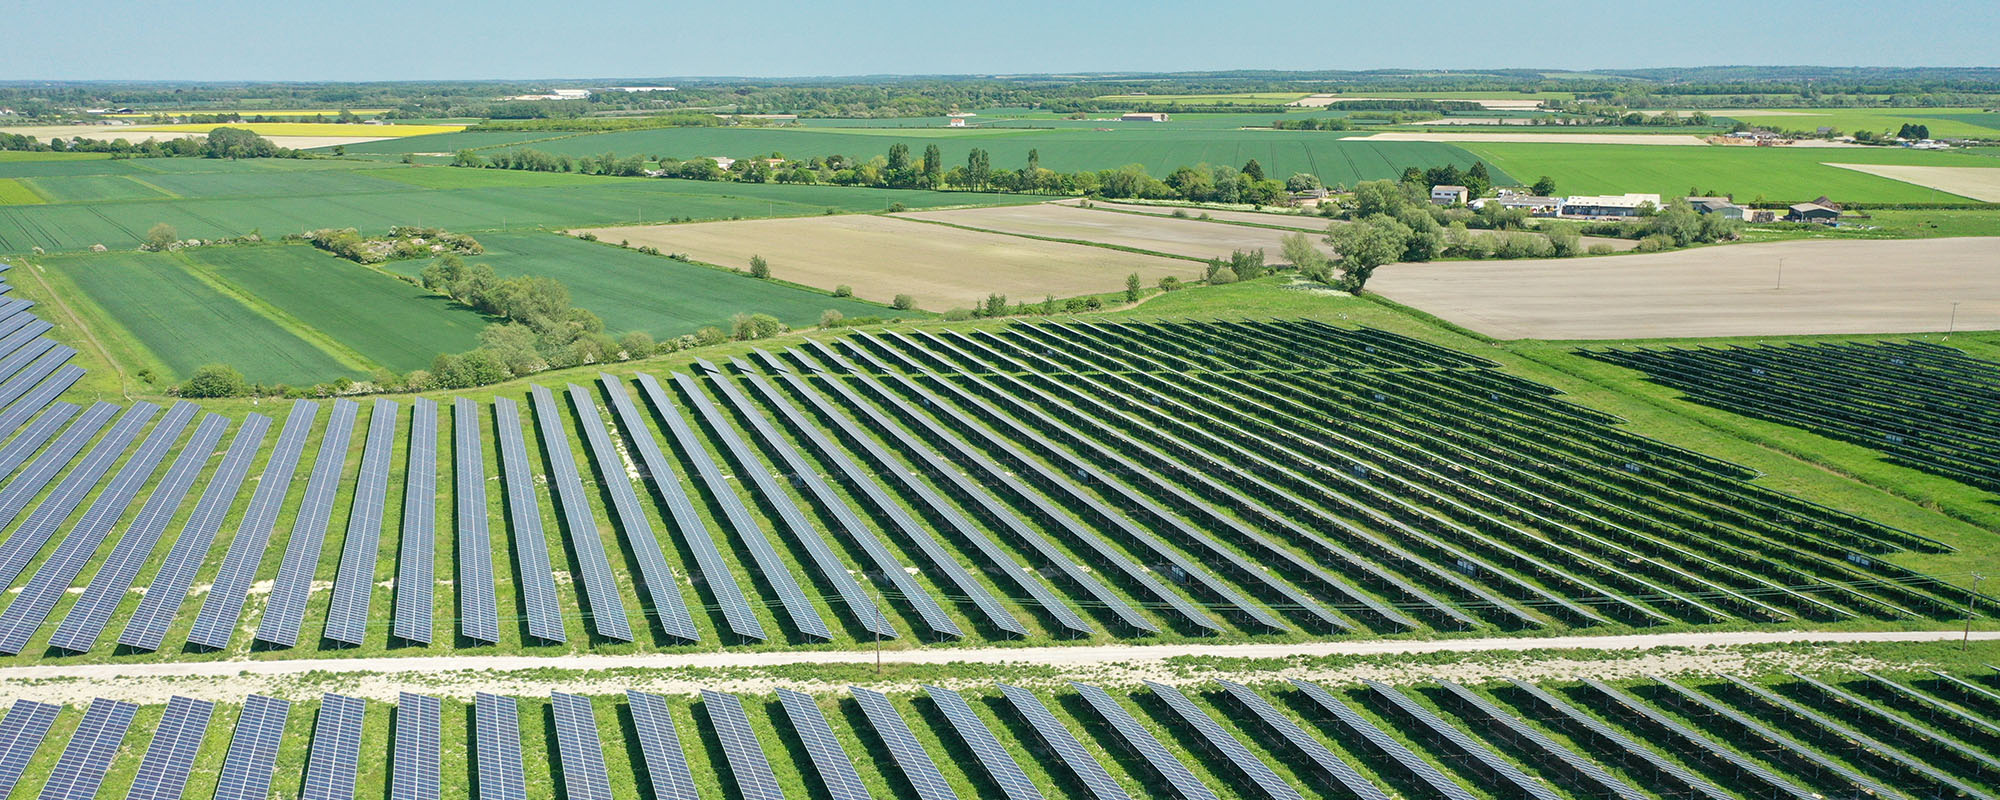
[1093,91,1312,104]
[0,178,45,205]
[377,231,912,337]
[1459,141,2000,202]
[1716,107,2000,139]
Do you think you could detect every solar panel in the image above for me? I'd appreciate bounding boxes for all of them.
[325,399,398,647]
[260,398,360,648]
[188,401,318,650]
[1861,670,2000,741]
[701,691,784,800]
[1289,680,1475,800]
[124,696,213,800]
[452,398,500,645]
[546,693,615,800]
[0,346,72,415]
[0,366,85,452]
[494,396,565,643]
[994,683,1129,800]
[0,401,116,533]
[1721,675,1991,800]
[778,689,873,800]
[566,383,697,642]
[1071,682,1218,800]
[0,402,154,591]
[390,693,441,800]
[0,402,194,654]
[214,695,291,800]
[1364,681,1561,800]
[473,693,526,800]
[1504,680,1731,800]
[1582,679,1815,800]
[529,385,633,642]
[393,398,438,645]
[635,372,829,641]
[37,698,138,800]
[301,694,366,800]
[670,370,891,639]
[0,700,58,798]
[922,685,1043,800]
[1211,680,1389,800]
[1141,681,1297,800]
[0,401,77,482]
[852,687,962,800]
[117,413,267,652]
[625,691,698,800]
[598,374,763,642]
[50,413,226,654]
[1433,681,1646,800]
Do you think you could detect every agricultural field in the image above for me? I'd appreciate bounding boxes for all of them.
[896,201,1329,260]
[574,215,1201,310]
[1826,162,2000,201]
[1092,91,1313,104]
[102,108,394,118]
[122,122,465,137]
[1458,140,2000,203]
[1714,106,2000,139]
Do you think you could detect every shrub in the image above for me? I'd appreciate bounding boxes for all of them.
[144,223,179,252]
[1546,229,1582,258]
[1158,276,1183,292]
[693,326,727,346]
[1587,242,1617,255]
[180,363,247,397]
[833,284,853,297]
[1125,273,1142,303]
[819,309,845,329]
[892,294,915,310]
[618,331,655,360]
[942,308,974,321]
[1209,267,1239,285]
[749,255,770,279]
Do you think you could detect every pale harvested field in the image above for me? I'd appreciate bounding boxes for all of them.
[1059,199,1638,252]
[897,202,1326,260]
[1295,96,1546,111]
[0,125,389,149]
[1371,238,2000,339]
[574,215,1200,311]
[1358,131,1712,145]
[1827,163,2000,202]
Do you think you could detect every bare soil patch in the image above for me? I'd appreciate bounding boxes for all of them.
[896,202,1325,260]
[1827,163,2000,202]
[575,215,1198,311]
[1371,237,2000,339]
[1060,199,1638,252]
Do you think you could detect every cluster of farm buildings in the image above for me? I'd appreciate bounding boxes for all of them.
[1429,185,1841,223]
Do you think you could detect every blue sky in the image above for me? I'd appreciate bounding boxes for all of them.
[3,0,1991,81]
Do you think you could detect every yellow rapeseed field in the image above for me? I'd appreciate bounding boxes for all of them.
[104,109,392,117]
[124,122,463,137]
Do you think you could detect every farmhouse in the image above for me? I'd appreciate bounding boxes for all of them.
[1472,194,1559,216]
[1430,185,1470,205]
[1786,201,1841,224]
[1688,197,1748,216]
[947,117,968,127]
[1120,112,1171,122]
[1560,193,1662,218]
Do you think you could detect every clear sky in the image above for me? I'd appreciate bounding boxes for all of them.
[3,0,1992,81]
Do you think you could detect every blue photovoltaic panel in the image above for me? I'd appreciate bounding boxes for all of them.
[124,696,214,800]
[120,413,270,652]
[599,374,762,642]
[1212,680,1390,800]
[1144,682,1297,800]
[1072,683,1218,800]
[551,693,615,800]
[0,700,58,798]
[994,684,1129,800]
[325,399,398,647]
[850,687,956,800]
[1290,680,1475,800]
[214,695,291,800]
[188,401,318,650]
[701,691,784,800]
[0,335,55,388]
[0,402,123,567]
[529,385,633,642]
[50,413,226,654]
[37,698,138,800]
[301,694,366,800]
[635,373,828,640]
[0,401,77,481]
[1505,680,1731,800]
[391,693,441,800]
[0,345,71,413]
[1435,681,1647,800]
[566,383,697,642]
[924,686,1042,800]
[778,689,871,800]
[0,365,85,446]
[625,691,698,800]
[259,398,359,648]
[452,399,500,645]
[1366,681,1561,800]
[0,402,158,594]
[393,398,438,645]
[473,694,526,800]
[495,396,565,643]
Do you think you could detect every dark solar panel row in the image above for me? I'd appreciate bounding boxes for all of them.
[0,699,57,798]
[1144,681,1298,800]
[494,396,566,644]
[597,374,763,642]
[1862,670,2000,741]
[626,691,698,800]
[702,362,959,639]
[1071,682,1217,800]
[1582,679,1815,800]
[1212,679,1389,800]
[0,402,145,585]
[671,370,893,640]
[531,386,636,642]
[551,692,615,800]
[701,690,785,800]
[635,373,829,641]
[1502,680,1732,800]
[451,398,500,645]
[393,398,438,645]
[49,413,226,654]
[0,402,77,482]
[777,688,871,800]
[1788,672,2000,776]
[851,686,956,800]
[1650,676,1898,798]
[922,685,1043,800]
[0,365,85,447]
[189,401,317,651]
[301,694,366,800]
[0,334,57,394]
[121,413,270,652]
[1434,680,1647,800]
[1289,680,1475,800]
[1719,675,1992,800]
[1364,681,1562,800]
[326,399,399,647]
[0,347,74,422]
[0,402,195,654]
[473,693,527,800]
[758,350,1090,638]
[260,398,360,648]
[390,692,441,800]
[564,383,696,642]
[124,696,213,800]
[214,695,291,800]
[36,698,136,800]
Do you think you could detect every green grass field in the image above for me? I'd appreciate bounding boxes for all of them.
[1716,107,2000,139]
[0,178,45,205]
[1460,141,2000,202]
[1093,91,1312,104]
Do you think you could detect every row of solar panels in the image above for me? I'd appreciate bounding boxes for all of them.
[3,668,1994,800]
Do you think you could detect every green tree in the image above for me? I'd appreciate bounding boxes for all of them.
[1241,158,1264,181]
[1531,175,1558,196]
[886,142,911,172]
[180,363,246,398]
[749,254,770,279]
[921,145,943,188]
[144,222,178,251]
[618,331,655,359]
[1285,173,1323,192]
[1325,214,1413,292]
[1124,272,1141,303]
[965,148,991,190]
[1280,232,1330,279]
[819,309,845,329]
[892,293,915,310]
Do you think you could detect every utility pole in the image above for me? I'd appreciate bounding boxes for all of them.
[1776,257,1785,290]
[1968,573,1985,651]
[1947,301,1960,338]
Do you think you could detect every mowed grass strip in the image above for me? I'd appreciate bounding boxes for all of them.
[1460,141,2000,203]
[33,250,353,384]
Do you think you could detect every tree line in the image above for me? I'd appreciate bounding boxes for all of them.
[0,126,301,159]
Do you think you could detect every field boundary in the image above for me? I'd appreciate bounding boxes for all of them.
[172,250,380,373]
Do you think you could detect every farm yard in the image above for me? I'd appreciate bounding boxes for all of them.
[1456,141,2000,203]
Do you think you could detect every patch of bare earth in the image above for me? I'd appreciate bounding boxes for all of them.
[1825,163,2000,202]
